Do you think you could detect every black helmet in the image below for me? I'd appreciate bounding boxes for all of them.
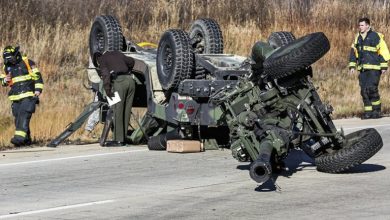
[3,45,21,64]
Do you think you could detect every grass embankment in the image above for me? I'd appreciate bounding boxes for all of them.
[1,0,390,148]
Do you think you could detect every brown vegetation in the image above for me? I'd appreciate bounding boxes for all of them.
[1,0,390,148]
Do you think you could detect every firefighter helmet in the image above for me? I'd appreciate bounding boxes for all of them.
[3,45,21,64]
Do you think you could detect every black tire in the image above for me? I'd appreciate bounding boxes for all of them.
[189,18,224,54]
[263,32,330,80]
[157,29,194,91]
[268,32,296,49]
[189,18,223,79]
[315,128,383,173]
[194,65,207,80]
[147,135,167,150]
[275,67,312,88]
[89,15,124,61]
[147,131,182,151]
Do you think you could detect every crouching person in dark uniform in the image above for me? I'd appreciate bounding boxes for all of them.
[93,51,135,146]
[0,46,43,146]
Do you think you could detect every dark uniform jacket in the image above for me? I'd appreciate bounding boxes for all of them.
[349,29,390,71]
[98,51,135,97]
[0,57,44,101]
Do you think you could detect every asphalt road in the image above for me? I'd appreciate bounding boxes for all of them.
[1,117,389,220]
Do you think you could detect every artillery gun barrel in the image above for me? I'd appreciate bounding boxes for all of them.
[249,145,273,184]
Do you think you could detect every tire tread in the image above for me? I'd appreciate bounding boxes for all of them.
[315,128,383,173]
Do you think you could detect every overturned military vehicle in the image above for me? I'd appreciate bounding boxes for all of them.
[58,15,384,184]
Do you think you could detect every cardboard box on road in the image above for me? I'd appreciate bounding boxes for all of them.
[167,140,203,153]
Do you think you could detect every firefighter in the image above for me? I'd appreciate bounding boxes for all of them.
[93,51,135,146]
[0,46,43,146]
[349,17,390,119]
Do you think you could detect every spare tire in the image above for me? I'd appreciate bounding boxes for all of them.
[157,29,194,91]
[189,18,223,79]
[263,32,330,80]
[89,15,124,62]
[189,18,224,54]
[268,32,296,49]
[315,128,383,173]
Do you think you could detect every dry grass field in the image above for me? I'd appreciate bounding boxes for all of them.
[1,0,390,148]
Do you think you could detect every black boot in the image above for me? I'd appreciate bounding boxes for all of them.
[24,138,32,146]
[371,111,382,119]
[361,112,373,120]
[10,137,24,147]
[103,141,127,147]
